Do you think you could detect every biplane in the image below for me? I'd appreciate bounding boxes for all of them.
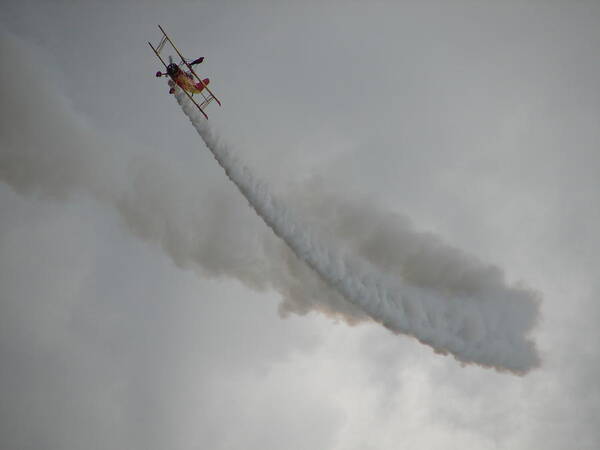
[149,25,221,119]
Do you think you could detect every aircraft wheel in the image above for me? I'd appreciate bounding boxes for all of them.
[155,71,162,77]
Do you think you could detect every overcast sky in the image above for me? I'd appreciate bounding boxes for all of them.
[1,1,599,449]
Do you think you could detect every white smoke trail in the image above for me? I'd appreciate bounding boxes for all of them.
[175,91,540,373]
[0,33,540,373]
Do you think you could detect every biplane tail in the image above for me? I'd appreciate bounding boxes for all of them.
[195,78,210,91]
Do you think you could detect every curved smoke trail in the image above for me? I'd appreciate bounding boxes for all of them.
[0,31,540,373]
[174,91,540,373]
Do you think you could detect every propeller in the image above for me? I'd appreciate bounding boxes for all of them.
[156,55,175,77]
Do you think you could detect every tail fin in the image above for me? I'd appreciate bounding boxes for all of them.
[194,78,210,91]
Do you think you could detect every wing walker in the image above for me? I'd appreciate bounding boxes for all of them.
[149,25,221,119]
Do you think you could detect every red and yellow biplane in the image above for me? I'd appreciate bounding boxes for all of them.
[149,25,221,119]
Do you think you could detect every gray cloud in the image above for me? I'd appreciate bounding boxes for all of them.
[1,1,600,448]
